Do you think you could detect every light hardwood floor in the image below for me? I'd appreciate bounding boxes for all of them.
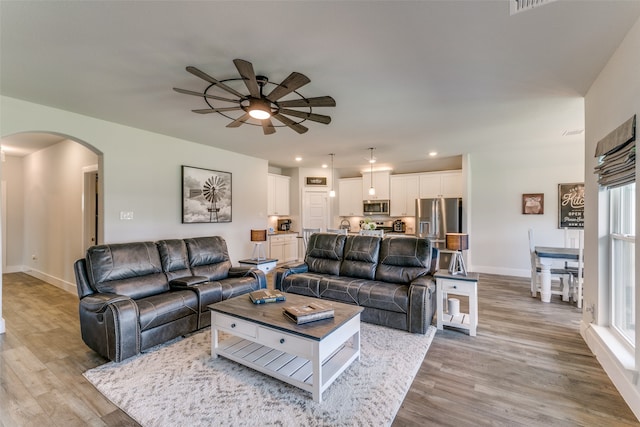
[0,272,637,426]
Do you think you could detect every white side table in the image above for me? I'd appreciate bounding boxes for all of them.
[435,271,479,336]
[238,258,278,274]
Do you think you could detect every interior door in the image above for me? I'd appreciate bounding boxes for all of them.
[83,169,98,251]
[302,190,328,230]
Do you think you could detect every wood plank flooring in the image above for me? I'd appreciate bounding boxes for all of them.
[0,272,637,426]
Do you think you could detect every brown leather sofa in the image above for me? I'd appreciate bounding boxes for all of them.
[275,233,438,334]
[74,236,266,362]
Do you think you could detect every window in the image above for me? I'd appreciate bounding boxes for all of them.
[610,183,636,346]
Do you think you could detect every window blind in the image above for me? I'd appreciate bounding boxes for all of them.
[594,115,636,189]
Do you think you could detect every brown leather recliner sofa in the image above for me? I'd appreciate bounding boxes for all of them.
[74,236,266,362]
[275,233,438,334]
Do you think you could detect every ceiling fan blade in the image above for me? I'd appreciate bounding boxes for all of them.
[277,96,336,108]
[266,72,311,102]
[272,113,308,134]
[279,108,332,124]
[233,59,260,99]
[192,107,243,114]
[173,87,239,104]
[262,118,276,135]
[226,112,251,128]
[186,66,246,99]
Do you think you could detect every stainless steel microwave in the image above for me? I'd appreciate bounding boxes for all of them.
[363,199,390,216]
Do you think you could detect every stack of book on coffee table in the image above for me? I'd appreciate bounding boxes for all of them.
[283,302,334,324]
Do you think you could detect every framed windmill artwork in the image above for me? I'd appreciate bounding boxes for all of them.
[182,166,232,223]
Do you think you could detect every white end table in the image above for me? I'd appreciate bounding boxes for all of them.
[434,271,479,336]
[238,258,278,274]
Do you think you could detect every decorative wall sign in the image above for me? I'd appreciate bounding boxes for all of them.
[306,176,327,186]
[522,193,544,215]
[182,166,232,223]
[558,183,584,228]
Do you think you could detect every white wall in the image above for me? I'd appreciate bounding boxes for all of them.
[468,138,585,276]
[1,155,24,270]
[1,96,269,290]
[582,15,640,417]
[20,140,98,292]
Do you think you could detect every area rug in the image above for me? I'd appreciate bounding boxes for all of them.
[84,323,436,427]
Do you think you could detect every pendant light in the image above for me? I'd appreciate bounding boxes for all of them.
[329,153,336,198]
[368,147,376,196]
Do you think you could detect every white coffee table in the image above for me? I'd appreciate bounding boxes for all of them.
[208,293,363,403]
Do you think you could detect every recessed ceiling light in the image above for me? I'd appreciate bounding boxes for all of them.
[322,164,328,168]
[295,156,302,162]
[429,151,438,157]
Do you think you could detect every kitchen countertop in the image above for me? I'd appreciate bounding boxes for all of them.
[267,231,299,236]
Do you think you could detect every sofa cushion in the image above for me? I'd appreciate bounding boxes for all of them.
[185,236,232,281]
[86,242,169,299]
[375,236,432,284]
[137,289,198,331]
[339,235,380,280]
[157,239,192,281]
[318,275,368,305]
[279,272,326,298]
[305,233,346,276]
[357,281,409,314]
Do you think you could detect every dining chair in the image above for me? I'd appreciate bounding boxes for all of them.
[301,228,321,252]
[565,230,584,308]
[326,228,348,234]
[528,228,572,301]
[359,229,384,237]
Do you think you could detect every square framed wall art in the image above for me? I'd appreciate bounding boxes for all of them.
[522,193,544,215]
[182,165,232,223]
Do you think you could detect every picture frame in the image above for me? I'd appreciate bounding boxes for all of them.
[306,176,327,186]
[522,193,544,215]
[558,183,584,229]
[182,165,232,223]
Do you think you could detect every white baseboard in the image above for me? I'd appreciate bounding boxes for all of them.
[582,322,640,420]
[4,264,26,273]
[24,269,76,295]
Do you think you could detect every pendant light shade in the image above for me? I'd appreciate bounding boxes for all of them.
[368,147,376,196]
[329,153,336,198]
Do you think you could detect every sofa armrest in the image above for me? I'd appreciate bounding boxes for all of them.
[274,262,309,290]
[229,267,267,289]
[79,293,132,313]
[79,293,140,362]
[169,276,209,287]
[407,276,437,334]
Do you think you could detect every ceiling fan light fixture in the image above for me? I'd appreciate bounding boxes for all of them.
[248,99,272,120]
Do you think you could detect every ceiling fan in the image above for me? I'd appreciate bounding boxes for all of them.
[173,59,336,135]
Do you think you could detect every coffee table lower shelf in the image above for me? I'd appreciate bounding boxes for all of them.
[211,313,361,403]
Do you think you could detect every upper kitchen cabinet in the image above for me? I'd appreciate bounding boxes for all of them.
[267,173,290,216]
[418,170,462,198]
[362,171,391,200]
[390,174,420,217]
[338,177,363,216]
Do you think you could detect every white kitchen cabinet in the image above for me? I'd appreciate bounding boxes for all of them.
[268,234,298,263]
[267,173,290,216]
[390,174,419,217]
[338,178,363,216]
[418,170,462,198]
[362,171,390,200]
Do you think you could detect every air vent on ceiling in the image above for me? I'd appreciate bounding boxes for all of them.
[510,0,557,15]
[562,129,584,136]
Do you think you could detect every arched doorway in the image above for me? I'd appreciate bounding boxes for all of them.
[0,131,103,334]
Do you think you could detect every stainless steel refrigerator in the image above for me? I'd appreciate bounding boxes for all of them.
[415,197,462,247]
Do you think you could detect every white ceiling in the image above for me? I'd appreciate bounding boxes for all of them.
[1,1,639,175]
